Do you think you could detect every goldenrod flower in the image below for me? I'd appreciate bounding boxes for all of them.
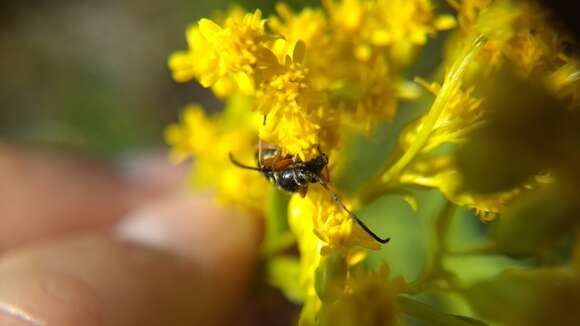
[452,0,572,77]
[447,0,492,34]
[255,46,337,160]
[169,9,278,95]
[399,155,524,220]
[290,186,381,251]
[165,105,216,163]
[166,1,580,325]
[289,192,380,324]
[165,103,268,213]
[400,77,483,153]
[324,0,456,66]
[269,4,329,56]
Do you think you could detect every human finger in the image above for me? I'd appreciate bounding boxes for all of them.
[0,195,259,326]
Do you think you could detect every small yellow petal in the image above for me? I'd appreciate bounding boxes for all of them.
[435,14,457,30]
[198,18,222,41]
[235,72,255,95]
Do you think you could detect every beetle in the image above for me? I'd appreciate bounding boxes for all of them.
[229,142,389,244]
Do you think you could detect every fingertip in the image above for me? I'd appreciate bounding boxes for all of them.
[115,194,260,271]
[0,230,258,326]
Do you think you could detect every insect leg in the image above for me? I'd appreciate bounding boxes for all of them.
[323,165,331,182]
[317,178,390,244]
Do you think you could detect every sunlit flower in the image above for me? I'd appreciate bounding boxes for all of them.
[290,186,381,251]
[166,1,580,325]
[269,4,329,56]
[255,46,337,160]
[452,0,572,77]
[165,103,268,213]
[399,155,528,220]
[400,77,483,153]
[324,0,456,66]
[165,104,216,163]
[169,9,280,95]
[289,192,378,324]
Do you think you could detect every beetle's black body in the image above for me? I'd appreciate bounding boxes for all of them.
[259,151,328,194]
[228,143,390,244]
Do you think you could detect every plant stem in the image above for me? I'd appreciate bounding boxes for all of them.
[406,201,457,294]
[357,36,487,206]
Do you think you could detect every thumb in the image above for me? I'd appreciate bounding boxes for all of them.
[0,195,259,326]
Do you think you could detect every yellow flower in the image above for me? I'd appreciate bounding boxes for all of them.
[324,0,456,66]
[394,0,577,219]
[268,0,453,140]
[400,77,483,153]
[169,9,280,96]
[399,155,513,220]
[447,0,492,35]
[452,0,571,77]
[165,105,215,163]
[548,61,580,110]
[290,186,381,251]
[289,192,380,324]
[256,47,339,160]
[165,103,268,213]
[170,2,453,161]
[269,4,329,56]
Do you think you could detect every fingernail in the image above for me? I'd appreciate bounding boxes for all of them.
[115,194,259,267]
[117,151,188,192]
[0,303,43,326]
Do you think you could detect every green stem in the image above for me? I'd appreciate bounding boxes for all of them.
[406,201,457,294]
[357,36,487,206]
[381,36,486,184]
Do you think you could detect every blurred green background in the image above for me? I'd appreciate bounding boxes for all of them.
[0,0,319,156]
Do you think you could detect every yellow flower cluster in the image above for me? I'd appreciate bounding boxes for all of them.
[473,1,569,74]
[169,1,454,160]
[372,0,580,220]
[290,187,380,251]
[165,102,268,213]
[169,8,270,97]
[450,0,580,101]
[166,0,580,324]
[400,77,483,153]
[323,0,456,65]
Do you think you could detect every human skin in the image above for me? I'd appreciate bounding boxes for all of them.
[0,145,260,326]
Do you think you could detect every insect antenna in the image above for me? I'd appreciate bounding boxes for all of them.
[317,178,390,244]
[228,152,264,172]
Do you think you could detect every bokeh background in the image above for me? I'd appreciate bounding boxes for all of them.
[0,0,323,157]
[2,0,580,325]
